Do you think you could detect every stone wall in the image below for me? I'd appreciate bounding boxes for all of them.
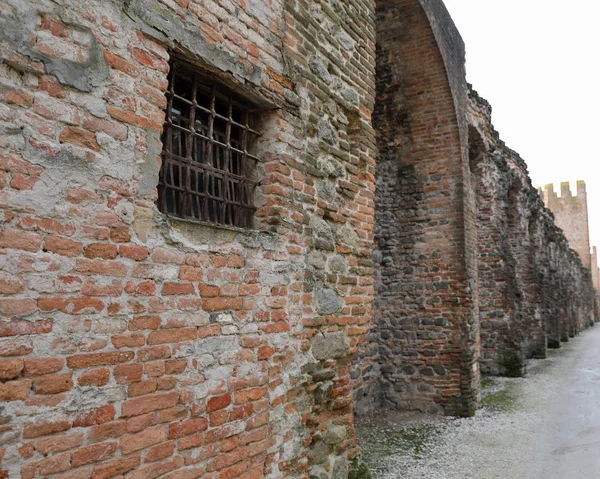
[592,247,600,295]
[468,88,597,374]
[353,0,479,418]
[0,0,376,478]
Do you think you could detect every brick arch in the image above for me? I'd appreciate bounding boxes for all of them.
[359,0,478,417]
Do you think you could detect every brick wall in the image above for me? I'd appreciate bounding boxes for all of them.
[352,0,479,418]
[543,182,592,270]
[468,87,597,374]
[0,0,376,477]
[592,247,600,295]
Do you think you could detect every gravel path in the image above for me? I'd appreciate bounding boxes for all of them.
[356,325,600,479]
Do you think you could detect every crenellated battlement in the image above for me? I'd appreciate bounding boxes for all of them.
[543,180,592,269]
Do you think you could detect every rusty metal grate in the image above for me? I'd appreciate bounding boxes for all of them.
[158,61,260,229]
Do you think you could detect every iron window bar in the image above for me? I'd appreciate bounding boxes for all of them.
[158,61,261,229]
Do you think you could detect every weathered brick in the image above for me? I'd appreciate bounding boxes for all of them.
[72,442,117,467]
[73,405,115,427]
[84,243,118,259]
[206,393,231,413]
[119,425,166,454]
[168,417,208,439]
[67,351,134,369]
[36,432,84,454]
[24,357,64,376]
[147,328,197,345]
[23,419,71,439]
[121,391,180,417]
[89,454,140,479]
[43,236,83,257]
[0,319,52,337]
[33,372,73,394]
[0,379,31,401]
[0,358,23,379]
[59,126,100,151]
[119,244,149,261]
[21,452,71,479]
[78,368,110,386]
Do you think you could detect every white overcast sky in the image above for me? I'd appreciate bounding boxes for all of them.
[442,0,600,251]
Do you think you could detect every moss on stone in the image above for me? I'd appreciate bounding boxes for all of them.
[482,385,518,411]
[348,456,372,479]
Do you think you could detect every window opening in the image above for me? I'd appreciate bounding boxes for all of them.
[158,60,261,229]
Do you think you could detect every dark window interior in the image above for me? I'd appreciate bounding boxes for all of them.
[157,60,261,229]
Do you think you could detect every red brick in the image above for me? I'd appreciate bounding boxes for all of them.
[0,319,52,337]
[83,115,128,141]
[162,282,195,295]
[38,76,65,98]
[128,379,157,397]
[129,315,161,330]
[126,411,158,434]
[67,351,134,369]
[168,417,208,439]
[0,338,33,356]
[165,359,187,374]
[147,328,197,345]
[36,432,84,454]
[234,387,267,404]
[1,86,34,107]
[207,447,248,472]
[138,345,171,361]
[227,255,245,268]
[85,243,118,259]
[0,378,31,400]
[59,126,100,151]
[72,442,117,467]
[18,441,34,459]
[88,420,127,443]
[121,391,180,417]
[74,258,128,277]
[10,173,40,190]
[90,454,140,479]
[0,273,25,295]
[24,357,64,376]
[33,373,73,394]
[21,452,70,479]
[78,368,110,386]
[207,393,231,413]
[38,296,105,314]
[0,228,41,252]
[0,358,23,379]
[203,297,243,312]
[73,405,115,427]
[23,419,71,439]
[120,424,166,454]
[119,244,149,261]
[110,228,131,242]
[179,266,203,281]
[114,363,143,383]
[19,216,76,236]
[0,299,38,317]
[111,333,144,349]
[104,50,140,77]
[198,284,219,297]
[146,440,175,462]
[43,236,83,257]
[132,48,169,73]
[178,432,204,451]
[125,280,157,296]
[152,248,186,264]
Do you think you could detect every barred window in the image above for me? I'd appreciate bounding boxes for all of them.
[158,60,261,229]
